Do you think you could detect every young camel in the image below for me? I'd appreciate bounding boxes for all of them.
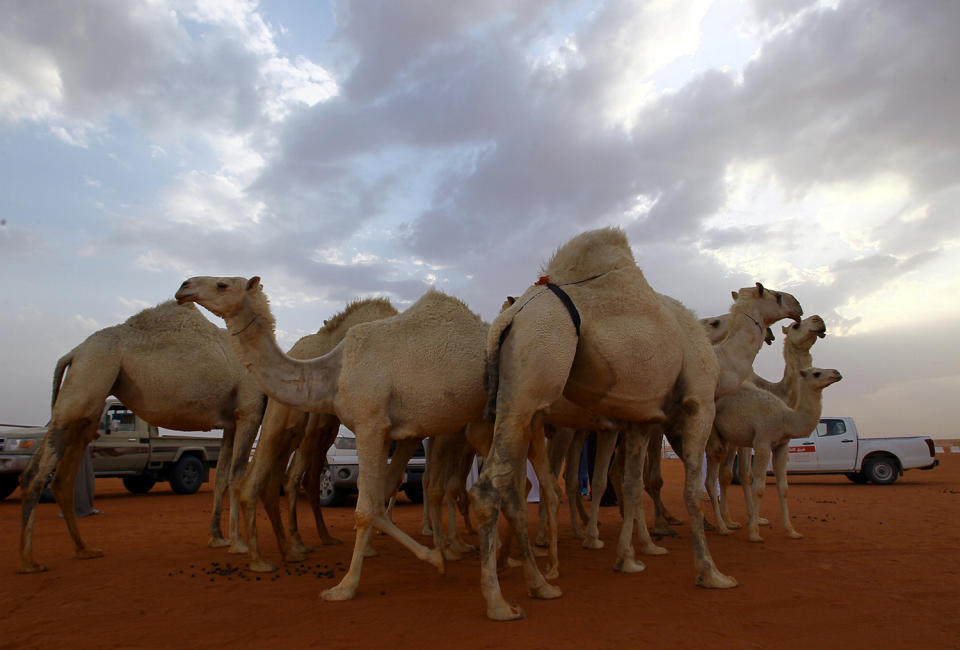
[235,298,399,573]
[18,301,265,573]
[175,278,491,606]
[475,228,739,621]
[707,368,842,541]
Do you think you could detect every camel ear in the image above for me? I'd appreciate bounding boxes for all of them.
[782,325,789,334]
[799,368,809,378]
[507,296,517,306]
[246,276,261,292]
[731,291,738,301]
[755,281,765,296]
[710,319,721,329]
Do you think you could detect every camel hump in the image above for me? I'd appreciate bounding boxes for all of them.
[320,297,397,335]
[123,300,218,335]
[542,227,636,284]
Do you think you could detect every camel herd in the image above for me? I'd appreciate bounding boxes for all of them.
[16,227,842,621]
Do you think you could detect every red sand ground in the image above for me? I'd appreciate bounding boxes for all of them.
[2,455,958,649]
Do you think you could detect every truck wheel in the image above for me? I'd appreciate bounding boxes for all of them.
[122,475,157,494]
[169,456,204,495]
[0,474,18,500]
[403,481,424,504]
[863,457,899,485]
[844,472,869,484]
[317,467,346,507]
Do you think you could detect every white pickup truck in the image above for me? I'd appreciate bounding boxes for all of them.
[783,416,939,484]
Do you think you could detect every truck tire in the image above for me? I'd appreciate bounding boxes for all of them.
[317,466,347,507]
[845,472,869,484]
[169,456,204,494]
[122,475,157,494]
[863,456,899,485]
[0,474,18,500]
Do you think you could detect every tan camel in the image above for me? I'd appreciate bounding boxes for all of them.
[701,314,776,346]
[707,368,842,541]
[235,297,398,573]
[18,301,265,573]
[175,277,489,605]
[475,227,740,620]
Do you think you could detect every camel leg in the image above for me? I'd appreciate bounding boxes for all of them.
[614,425,647,572]
[536,428,569,547]
[19,426,70,573]
[704,435,733,535]
[717,448,742,530]
[426,449,456,560]
[564,432,587,539]
[680,408,738,589]
[208,424,235,548]
[528,427,560,579]
[421,441,434,536]
[772,444,802,539]
[305,420,341,546]
[646,433,682,535]
[226,413,259,554]
[323,426,443,602]
[631,427,667,556]
[748,446,773,543]
[51,432,103,561]
[284,448,311,557]
[446,447,477,554]
[583,430,618,549]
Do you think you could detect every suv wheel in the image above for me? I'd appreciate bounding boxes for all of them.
[123,475,157,494]
[0,474,18,500]
[317,466,347,507]
[169,456,204,494]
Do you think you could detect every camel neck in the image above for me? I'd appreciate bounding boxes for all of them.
[786,385,824,438]
[713,305,767,398]
[227,305,339,414]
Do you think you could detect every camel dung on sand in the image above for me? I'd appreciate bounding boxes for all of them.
[238,297,398,573]
[175,277,488,606]
[18,301,265,573]
[474,227,737,621]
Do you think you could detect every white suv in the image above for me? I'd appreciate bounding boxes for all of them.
[319,425,425,506]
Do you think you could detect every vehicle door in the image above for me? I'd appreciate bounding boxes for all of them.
[813,418,858,471]
[786,422,820,471]
[89,403,150,473]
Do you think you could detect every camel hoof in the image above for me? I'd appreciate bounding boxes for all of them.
[532,546,548,558]
[665,515,684,526]
[726,521,743,530]
[228,542,249,554]
[642,543,668,556]
[321,583,356,601]
[431,548,446,575]
[18,562,48,574]
[703,520,717,532]
[249,560,278,573]
[653,525,679,537]
[362,545,379,558]
[749,534,764,543]
[291,542,313,555]
[786,530,803,539]
[76,547,104,560]
[421,526,433,536]
[697,571,738,589]
[442,547,463,562]
[582,537,604,550]
[758,517,770,526]
[285,549,308,563]
[543,565,560,580]
[487,602,526,621]
[718,528,734,536]
[534,534,547,548]
[614,557,646,573]
[208,536,230,549]
[529,582,562,600]
[320,536,343,546]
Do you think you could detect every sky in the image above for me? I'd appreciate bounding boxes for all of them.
[1,0,958,438]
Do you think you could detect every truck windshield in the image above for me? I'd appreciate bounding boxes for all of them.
[104,406,137,433]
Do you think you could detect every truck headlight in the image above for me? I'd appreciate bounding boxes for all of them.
[3,439,36,451]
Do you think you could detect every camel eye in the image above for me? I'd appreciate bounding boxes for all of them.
[217,282,228,291]
[711,320,720,328]
[792,323,800,330]
[813,371,821,377]
[775,292,783,305]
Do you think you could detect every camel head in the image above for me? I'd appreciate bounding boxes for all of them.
[700,314,731,344]
[797,367,843,391]
[782,315,827,349]
[175,276,264,319]
[730,282,803,325]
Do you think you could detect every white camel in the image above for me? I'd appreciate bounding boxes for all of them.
[18,301,264,573]
[175,278,490,606]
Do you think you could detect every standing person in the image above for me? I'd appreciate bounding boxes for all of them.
[73,444,99,517]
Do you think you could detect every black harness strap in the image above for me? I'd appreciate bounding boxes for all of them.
[545,282,582,337]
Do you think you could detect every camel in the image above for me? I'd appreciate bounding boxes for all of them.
[580,284,802,552]
[18,301,265,573]
[234,297,399,573]
[422,428,479,560]
[705,314,828,534]
[474,228,737,620]
[701,314,776,346]
[175,277,490,605]
[707,368,842,541]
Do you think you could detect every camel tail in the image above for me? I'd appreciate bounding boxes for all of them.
[51,352,73,408]
[483,320,513,423]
